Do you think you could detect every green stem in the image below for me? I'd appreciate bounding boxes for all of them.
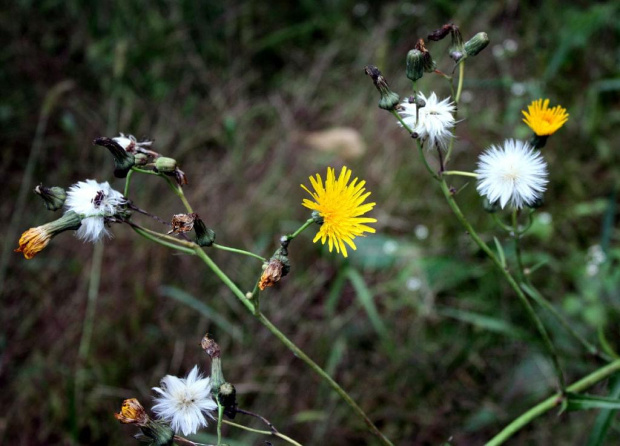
[212,243,266,262]
[286,218,314,241]
[193,247,393,446]
[255,311,394,446]
[486,360,620,446]
[418,141,439,180]
[445,62,465,165]
[163,175,194,213]
[438,179,566,391]
[391,109,414,134]
[131,225,196,255]
[124,169,134,197]
[443,170,478,178]
[490,213,513,233]
[222,420,303,446]
[512,210,526,283]
[131,166,160,176]
[216,401,223,445]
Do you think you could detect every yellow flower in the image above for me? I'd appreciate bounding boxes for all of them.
[522,98,569,136]
[14,226,53,259]
[301,166,377,257]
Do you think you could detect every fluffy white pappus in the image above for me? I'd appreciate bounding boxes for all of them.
[475,139,549,209]
[65,180,126,242]
[398,92,456,151]
[152,366,217,436]
[112,133,152,151]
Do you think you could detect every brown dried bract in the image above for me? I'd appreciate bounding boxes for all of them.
[258,258,285,290]
[167,213,197,234]
[428,23,455,41]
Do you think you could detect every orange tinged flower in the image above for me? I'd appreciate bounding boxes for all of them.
[522,98,569,136]
[15,227,52,259]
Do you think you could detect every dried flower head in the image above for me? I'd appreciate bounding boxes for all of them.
[301,166,376,258]
[168,213,197,235]
[115,398,150,425]
[112,133,153,153]
[152,366,217,436]
[259,258,285,290]
[398,92,456,151]
[522,98,569,136]
[65,180,126,243]
[476,139,549,209]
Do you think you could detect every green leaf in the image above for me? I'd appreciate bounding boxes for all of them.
[493,237,506,268]
[346,267,391,344]
[566,392,620,411]
[587,374,620,446]
[436,306,529,339]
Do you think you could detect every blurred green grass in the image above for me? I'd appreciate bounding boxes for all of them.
[1,1,619,444]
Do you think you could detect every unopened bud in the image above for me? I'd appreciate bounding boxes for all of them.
[154,157,177,173]
[218,382,238,419]
[406,39,436,83]
[464,32,489,57]
[133,153,149,166]
[365,65,400,110]
[448,24,465,62]
[193,217,216,247]
[94,137,135,178]
[34,185,66,211]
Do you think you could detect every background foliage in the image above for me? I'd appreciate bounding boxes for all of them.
[1,1,619,444]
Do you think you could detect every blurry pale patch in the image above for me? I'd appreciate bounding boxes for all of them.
[303,127,366,160]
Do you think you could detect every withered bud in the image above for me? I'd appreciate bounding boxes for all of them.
[428,24,454,41]
[94,137,135,178]
[174,167,188,187]
[259,249,291,291]
[201,334,221,359]
[406,39,436,82]
[364,65,400,110]
[167,213,197,235]
[34,185,66,211]
[115,398,150,426]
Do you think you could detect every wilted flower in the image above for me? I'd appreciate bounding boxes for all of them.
[476,139,548,209]
[301,166,376,258]
[65,180,126,242]
[115,398,149,425]
[522,98,569,136]
[152,366,217,436]
[398,92,456,151]
[112,133,153,153]
[15,211,82,259]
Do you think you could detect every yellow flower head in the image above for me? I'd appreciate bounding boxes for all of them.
[301,166,377,257]
[14,226,53,259]
[522,98,569,136]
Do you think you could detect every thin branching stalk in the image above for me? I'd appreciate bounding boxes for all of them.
[212,243,267,262]
[486,360,620,446]
[222,420,303,446]
[437,178,566,391]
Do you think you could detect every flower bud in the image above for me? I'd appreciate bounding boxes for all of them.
[154,157,177,173]
[218,382,238,419]
[34,185,66,211]
[93,137,135,178]
[406,39,436,83]
[448,25,465,62]
[193,216,216,247]
[364,65,400,110]
[464,32,490,57]
[133,153,149,166]
[15,211,82,259]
